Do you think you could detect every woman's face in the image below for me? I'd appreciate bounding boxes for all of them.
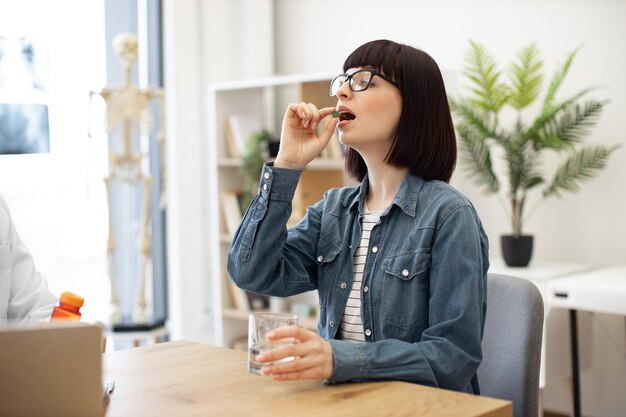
[334,67,403,156]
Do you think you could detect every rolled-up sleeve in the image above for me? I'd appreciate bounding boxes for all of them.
[227,164,321,297]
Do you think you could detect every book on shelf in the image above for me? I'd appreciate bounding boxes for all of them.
[221,190,243,235]
[224,114,262,158]
[225,274,250,312]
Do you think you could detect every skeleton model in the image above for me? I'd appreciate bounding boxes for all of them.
[89,33,166,324]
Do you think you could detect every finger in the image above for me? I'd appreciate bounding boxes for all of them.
[318,106,339,143]
[288,104,335,119]
[256,337,312,363]
[268,367,321,381]
[265,325,314,342]
[319,117,338,145]
[297,102,312,118]
[263,361,319,380]
[261,345,321,372]
[286,102,301,116]
[296,101,313,128]
[318,106,338,118]
[261,354,315,376]
[306,103,321,130]
[262,350,330,380]
[286,102,308,120]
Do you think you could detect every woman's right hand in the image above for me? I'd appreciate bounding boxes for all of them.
[273,103,338,170]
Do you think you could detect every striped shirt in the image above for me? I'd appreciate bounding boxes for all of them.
[339,207,383,342]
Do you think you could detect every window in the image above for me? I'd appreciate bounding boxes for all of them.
[0,0,110,321]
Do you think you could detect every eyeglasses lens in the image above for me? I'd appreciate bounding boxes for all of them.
[330,75,346,97]
[329,71,374,96]
[350,71,373,92]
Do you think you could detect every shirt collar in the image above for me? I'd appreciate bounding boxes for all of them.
[351,173,424,217]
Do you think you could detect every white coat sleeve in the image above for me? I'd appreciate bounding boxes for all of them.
[0,195,58,325]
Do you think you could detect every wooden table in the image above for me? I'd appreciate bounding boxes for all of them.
[104,340,511,417]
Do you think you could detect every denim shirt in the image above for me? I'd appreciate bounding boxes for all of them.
[227,163,489,394]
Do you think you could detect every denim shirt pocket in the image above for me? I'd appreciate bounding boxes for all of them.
[315,235,342,308]
[381,249,431,332]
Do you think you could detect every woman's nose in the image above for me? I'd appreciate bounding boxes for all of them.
[335,81,351,99]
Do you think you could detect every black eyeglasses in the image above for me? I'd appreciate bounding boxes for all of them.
[329,69,399,97]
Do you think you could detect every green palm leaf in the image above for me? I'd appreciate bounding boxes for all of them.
[509,43,543,110]
[525,87,598,147]
[543,47,579,111]
[456,124,500,194]
[542,99,608,148]
[463,41,509,112]
[543,145,619,198]
[450,98,501,141]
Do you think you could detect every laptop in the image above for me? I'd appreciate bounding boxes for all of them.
[0,322,106,417]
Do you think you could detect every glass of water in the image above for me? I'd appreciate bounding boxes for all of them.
[248,312,298,375]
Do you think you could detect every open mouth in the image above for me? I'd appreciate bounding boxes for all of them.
[339,111,356,122]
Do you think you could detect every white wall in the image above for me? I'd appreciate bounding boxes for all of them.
[0,0,110,321]
[164,0,625,415]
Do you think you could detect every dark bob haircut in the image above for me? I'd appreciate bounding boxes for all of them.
[342,39,456,183]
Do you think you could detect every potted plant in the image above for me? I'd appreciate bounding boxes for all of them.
[451,41,619,266]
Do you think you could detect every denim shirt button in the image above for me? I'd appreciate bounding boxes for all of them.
[371,246,379,253]
[340,282,347,289]
[365,329,372,336]
[363,286,369,293]
[317,255,324,263]
[329,321,335,327]
[264,172,270,180]
[263,184,268,191]
[402,269,409,277]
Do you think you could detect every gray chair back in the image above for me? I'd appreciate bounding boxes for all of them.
[478,273,544,417]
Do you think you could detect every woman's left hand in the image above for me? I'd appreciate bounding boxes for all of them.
[256,326,334,381]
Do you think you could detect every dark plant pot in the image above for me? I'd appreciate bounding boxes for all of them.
[501,235,534,267]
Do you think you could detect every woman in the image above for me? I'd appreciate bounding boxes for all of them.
[227,39,489,393]
[0,193,58,325]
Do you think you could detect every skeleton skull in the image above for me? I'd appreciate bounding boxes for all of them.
[113,33,138,67]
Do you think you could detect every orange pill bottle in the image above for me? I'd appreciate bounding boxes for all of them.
[51,292,84,321]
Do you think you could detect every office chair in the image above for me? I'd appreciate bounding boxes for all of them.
[478,273,544,417]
